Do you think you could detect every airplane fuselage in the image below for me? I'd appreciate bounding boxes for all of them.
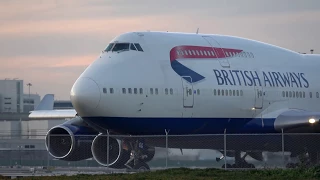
[70,32,320,135]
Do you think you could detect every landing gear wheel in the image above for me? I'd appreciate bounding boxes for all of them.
[133,162,150,172]
[221,164,232,169]
[286,163,297,168]
[248,163,255,168]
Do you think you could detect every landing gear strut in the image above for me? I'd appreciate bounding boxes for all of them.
[286,149,320,168]
[219,151,255,169]
[124,139,150,172]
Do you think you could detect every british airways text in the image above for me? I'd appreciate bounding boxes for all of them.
[213,69,309,88]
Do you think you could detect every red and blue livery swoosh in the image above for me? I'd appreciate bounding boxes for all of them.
[170,46,243,83]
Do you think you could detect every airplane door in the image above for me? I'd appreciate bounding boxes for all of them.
[202,36,230,68]
[254,86,263,109]
[181,76,194,108]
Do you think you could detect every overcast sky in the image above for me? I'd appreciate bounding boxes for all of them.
[0,0,319,100]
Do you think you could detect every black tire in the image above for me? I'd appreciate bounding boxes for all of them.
[286,163,297,168]
[248,163,255,168]
[221,164,232,169]
[133,162,150,172]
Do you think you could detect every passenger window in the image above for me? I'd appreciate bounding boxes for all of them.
[130,43,137,51]
[233,90,235,96]
[214,89,216,96]
[240,90,243,96]
[112,43,130,52]
[250,52,254,58]
[303,92,305,98]
[225,89,228,96]
[289,91,292,97]
[296,91,299,98]
[155,88,158,95]
[150,88,153,95]
[122,88,126,94]
[282,91,285,97]
[103,88,107,94]
[310,92,312,98]
[197,89,200,95]
[236,90,239,96]
[139,88,143,94]
[293,91,295,98]
[222,90,224,96]
[165,88,168,95]
[218,89,220,96]
[128,88,132,94]
[134,88,137,94]
[110,88,114,94]
[317,92,319,98]
[286,91,288,97]
[170,88,173,95]
[134,43,143,52]
[229,90,232,96]
[299,92,302,98]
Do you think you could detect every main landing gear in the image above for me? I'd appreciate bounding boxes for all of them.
[124,139,151,172]
[286,149,320,168]
[218,151,255,169]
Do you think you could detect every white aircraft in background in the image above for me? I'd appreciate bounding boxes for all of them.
[30,31,320,170]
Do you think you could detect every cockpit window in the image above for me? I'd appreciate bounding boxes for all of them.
[112,43,130,52]
[104,43,114,52]
[134,43,143,52]
[130,43,137,51]
[103,42,143,53]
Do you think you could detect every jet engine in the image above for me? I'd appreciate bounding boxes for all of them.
[45,118,98,161]
[91,134,130,168]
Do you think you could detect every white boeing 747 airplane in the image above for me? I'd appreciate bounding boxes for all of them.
[29,31,320,170]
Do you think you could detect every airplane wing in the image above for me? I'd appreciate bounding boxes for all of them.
[274,109,320,133]
[29,109,77,119]
[29,94,77,120]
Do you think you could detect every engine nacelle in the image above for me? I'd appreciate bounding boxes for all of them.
[91,134,130,168]
[45,118,98,161]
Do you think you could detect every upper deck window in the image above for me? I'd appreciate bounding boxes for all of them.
[112,43,130,52]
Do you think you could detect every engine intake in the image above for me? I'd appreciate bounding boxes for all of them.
[91,134,130,168]
[45,119,98,161]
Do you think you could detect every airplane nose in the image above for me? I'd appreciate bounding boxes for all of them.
[70,77,101,116]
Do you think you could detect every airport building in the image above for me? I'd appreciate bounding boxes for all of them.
[23,94,41,113]
[0,79,24,113]
[0,93,77,167]
[0,79,41,113]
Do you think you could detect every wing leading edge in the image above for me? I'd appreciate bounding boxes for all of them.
[274,109,320,133]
